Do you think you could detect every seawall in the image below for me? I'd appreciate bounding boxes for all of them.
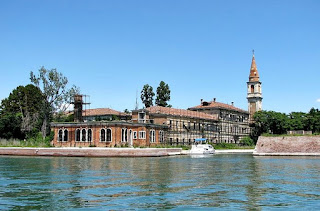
[0,147,182,157]
[253,136,320,156]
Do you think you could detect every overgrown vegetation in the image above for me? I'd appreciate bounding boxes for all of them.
[250,109,320,142]
[0,132,54,147]
[214,143,255,150]
[0,67,78,147]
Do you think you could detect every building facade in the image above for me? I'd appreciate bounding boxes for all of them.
[51,121,167,147]
[188,99,250,143]
[145,106,219,145]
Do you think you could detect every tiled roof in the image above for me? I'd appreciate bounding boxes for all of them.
[189,101,248,114]
[83,108,129,117]
[147,106,218,121]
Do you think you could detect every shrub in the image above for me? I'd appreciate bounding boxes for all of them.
[241,136,254,146]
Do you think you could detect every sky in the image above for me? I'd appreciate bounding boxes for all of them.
[1,0,319,114]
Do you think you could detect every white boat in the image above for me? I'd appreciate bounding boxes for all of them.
[189,138,215,155]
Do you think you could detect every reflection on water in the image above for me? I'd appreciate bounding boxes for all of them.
[0,155,320,210]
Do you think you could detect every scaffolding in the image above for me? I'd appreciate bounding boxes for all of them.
[71,94,91,122]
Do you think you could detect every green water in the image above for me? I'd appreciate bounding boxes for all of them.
[0,155,319,210]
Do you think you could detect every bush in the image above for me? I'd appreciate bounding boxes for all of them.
[241,136,254,146]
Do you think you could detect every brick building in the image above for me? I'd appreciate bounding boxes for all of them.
[51,121,167,148]
[188,99,250,143]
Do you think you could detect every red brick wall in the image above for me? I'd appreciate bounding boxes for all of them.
[52,124,164,147]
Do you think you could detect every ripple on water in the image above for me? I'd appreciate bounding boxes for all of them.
[0,155,320,210]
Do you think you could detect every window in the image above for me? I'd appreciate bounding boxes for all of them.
[133,131,137,139]
[138,112,146,123]
[81,129,86,142]
[100,129,106,142]
[149,130,155,143]
[88,129,92,142]
[75,129,81,142]
[139,131,146,139]
[159,130,164,143]
[169,120,172,128]
[58,129,63,142]
[106,128,112,142]
[58,129,69,142]
[251,85,254,93]
[176,121,178,129]
[63,129,68,142]
[121,128,128,142]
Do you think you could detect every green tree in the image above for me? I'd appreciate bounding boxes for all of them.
[0,84,44,139]
[305,108,320,133]
[155,81,171,107]
[0,113,24,139]
[30,67,79,138]
[140,84,155,108]
[251,110,289,141]
[287,112,306,131]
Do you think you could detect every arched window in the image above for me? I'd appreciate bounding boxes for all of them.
[58,129,63,142]
[75,129,81,142]
[121,128,127,142]
[82,129,86,142]
[100,129,106,142]
[63,129,68,142]
[149,130,155,143]
[88,129,92,142]
[251,85,254,93]
[106,128,112,142]
[159,130,164,143]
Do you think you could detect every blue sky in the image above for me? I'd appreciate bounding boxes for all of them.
[1,0,319,113]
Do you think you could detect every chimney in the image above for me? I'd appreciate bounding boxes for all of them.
[213,98,216,102]
[201,99,203,104]
[231,102,234,106]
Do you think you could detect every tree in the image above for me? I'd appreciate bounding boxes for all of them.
[155,81,171,107]
[30,67,79,138]
[0,84,44,139]
[305,108,320,133]
[140,84,155,108]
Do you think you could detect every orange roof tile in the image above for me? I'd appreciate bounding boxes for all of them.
[189,101,248,114]
[147,106,218,121]
[83,108,128,117]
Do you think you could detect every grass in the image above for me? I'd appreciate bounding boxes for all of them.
[213,143,255,150]
[152,144,191,150]
[261,133,319,137]
[0,132,53,148]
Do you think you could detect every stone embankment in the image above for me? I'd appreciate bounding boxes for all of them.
[253,136,320,156]
[0,147,182,157]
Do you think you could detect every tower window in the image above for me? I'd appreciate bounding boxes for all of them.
[251,85,254,93]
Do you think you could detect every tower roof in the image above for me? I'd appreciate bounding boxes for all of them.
[249,53,260,82]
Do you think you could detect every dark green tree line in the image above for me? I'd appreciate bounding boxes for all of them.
[251,108,320,141]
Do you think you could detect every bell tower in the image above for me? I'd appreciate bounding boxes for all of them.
[247,51,262,122]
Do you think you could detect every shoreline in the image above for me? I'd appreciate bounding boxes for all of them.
[0,147,256,157]
[0,147,182,157]
[2,147,319,157]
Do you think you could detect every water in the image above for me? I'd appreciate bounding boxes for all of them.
[0,155,320,210]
